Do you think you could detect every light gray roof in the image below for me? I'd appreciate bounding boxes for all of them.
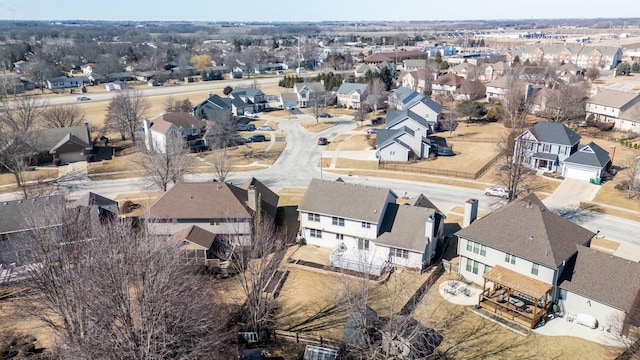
[563,142,611,169]
[527,122,581,146]
[531,152,558,162]
[415,96,443,114]
[298,179,395,223]
[231,87,265,98]
[486,76,510,89]
[455,194,595,268]
[376,204,436,252]
[337,82,368,95]
[392,87,422,104]
[29,126,91,154]
[385,110,431,129]
[376,127,414,150]
[588,89,640,109]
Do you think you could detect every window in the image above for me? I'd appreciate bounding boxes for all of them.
[307,213,320,222]
[332,217,345,226]
[480,245,486,256]
[466,240,486,256]
[465,258,480,275]
[505,253,516,265]
[336,234,344,240]
[466,258,472,272]
[472,260,479,275]
[531,263,539,276]
[361,222,371,229]
[543,144,551,152]
[310,229,322,238]
[390,247,409,259]
[484,264,492,273]
[390,151,396,155]
[473,242,479,254]
[358,238,370,251]
[466,240,473,252]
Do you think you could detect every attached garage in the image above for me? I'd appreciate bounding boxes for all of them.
[563,166,599,182]
[58,151,86,164]
[49,133,92,164]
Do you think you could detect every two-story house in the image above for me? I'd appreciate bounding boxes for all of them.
[388,87,423,111]
[431,73,485,101]
[396,70,429,94]
[142,112,206,153]
[514,122,582,173]
[144,178,279,246]
[585,89,640,132]
[228,87,266,115]
[336,83,369,109]
[515,122,611,181]
[456,194,640,335]
[298,179,444,275]
[293,82,324,108]
[193,93,233,122]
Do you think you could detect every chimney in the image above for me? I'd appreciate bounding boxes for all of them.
[84,120,91,143]
[425,214,435,239]
[463,199,478,227]
[609,145,616,165]
[247,185,257,211]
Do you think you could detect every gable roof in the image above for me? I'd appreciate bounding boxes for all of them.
[49,132,92,154]
[526,122,581,146]
[376,127,415,151]
[434,73,466,86]
[73,192,119,214]
[298,179,395,223]
[486,76,510,89]
[414,96,443,114]
[337,82,368,95]
[146,179,278,221]
[376,203,437,252]
[563,142,611,169]
[588,89,640,109]
[240,177,280,221]
[29,126,91,154]
[391,87,422,104]
[170,225,218,250]
[455,193,595,268]
[230,87,264,98]
[560,245,640,312]
[150,113,203,134]
[385,110,429,130]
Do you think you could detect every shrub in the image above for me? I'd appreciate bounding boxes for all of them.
[614,180,630,191]
[53,158,62,166]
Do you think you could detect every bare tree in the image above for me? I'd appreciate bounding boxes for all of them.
[104,89,150,143]
[19,201,231,359]
[309,85,327,124]
[20,58,56,93]
[585,66,601,82]
[228,208,288,334]
[440,108,459,137]
[496,128,538,202]
[209,147,234,182]
[365,78,386,114]
[40,103,85,128]
[0,131,37,199]
[539,81,589,124]
[95,54,123,82]
[132,132,194,192]
[0,94,46,132]
[164,96,193,113]
[500,66,531,129]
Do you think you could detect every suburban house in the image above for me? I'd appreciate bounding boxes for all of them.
[354,64,377,78]
[456,194,640,334]
[228,87,266,115]
[144,178,279,245]
[0,195,64,266]
[485,76,510,103]
[298,179,445,275]
[515,122,612,181]
[480,61,508,81]
[396,70,429,94]
[585,89,640,132]
[403,59,428,71]
[406,96,443,132]
[293,82,324,108]
[19,123,93,164]
[388,87,423,111]
[142,112,206,153]
[336,83,369,109]
[450,63,478,79]
[46,75,90,90]
[431,73,485,101]
[193,93,233,122]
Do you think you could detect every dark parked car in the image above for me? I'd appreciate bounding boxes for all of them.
[234,123,255,131]
[248,134,266,142]
[318,112,332,118]
[317,137,328,145]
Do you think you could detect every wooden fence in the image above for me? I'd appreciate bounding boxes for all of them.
[273,329,343,349]
[379,150,503,180]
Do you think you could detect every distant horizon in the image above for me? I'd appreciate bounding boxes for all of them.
[1,0,637,23]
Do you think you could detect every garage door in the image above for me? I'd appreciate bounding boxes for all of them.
[564,167,597,182]
[59,152,86,164]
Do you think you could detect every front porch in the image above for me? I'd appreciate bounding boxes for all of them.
[478,265,552,328]
[531,152,558,172]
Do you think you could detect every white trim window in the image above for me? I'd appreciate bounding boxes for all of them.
[308,213,320,222]
[505,253,516,265]
[310,229,322,238]
[390,247,409,259]
[357,238,370,251]
[332,217,345,226]
[531,263,539,276]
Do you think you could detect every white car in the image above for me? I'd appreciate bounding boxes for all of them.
[75,96,91,101]
[484,186,510,199]
[256,125,274,131]
[244,112,258,118]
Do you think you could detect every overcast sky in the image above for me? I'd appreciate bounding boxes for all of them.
[0,0,636,22]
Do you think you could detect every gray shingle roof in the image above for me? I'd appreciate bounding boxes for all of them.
[486,76,510,89]
[298,179,395,223]
[563,142,611,169]
[455,194,595,268]
[415,96,443,114]
[29,126,91,154]
[393,87,422,103]
[0,196,64,234]
[376,127,414,150]
[376,203,436,252]
[560,245,640,312]
[588,89,640,109]
[337,82,368,95]
[528,122,581,146]
[385,110,429,130]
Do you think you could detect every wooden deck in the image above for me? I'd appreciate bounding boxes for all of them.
[479,290,547,328]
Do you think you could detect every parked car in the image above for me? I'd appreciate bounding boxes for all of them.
[234,123,256,131]
[286,105,296,111]
[318,113,332,118]
[75,96,90,101]
[248,134,266,142]
[317,137,328,145]
[484,186,510,199]
[228,135,249,146]
[366,128,378,135]
[244,112,258,118]
[256,125,274,131]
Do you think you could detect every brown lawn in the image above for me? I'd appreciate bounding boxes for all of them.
[325,134,348,151]
[337,135,373,151]
[413,274,621,360]
[334,158,379,170]
[300,120,336,133]
[0,168,58,187]
[278,187,306,206]
[87,154,142,174]
[328,169,490,191]
[203,140,285,167]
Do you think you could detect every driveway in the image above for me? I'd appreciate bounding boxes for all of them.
[543,178,600,208]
